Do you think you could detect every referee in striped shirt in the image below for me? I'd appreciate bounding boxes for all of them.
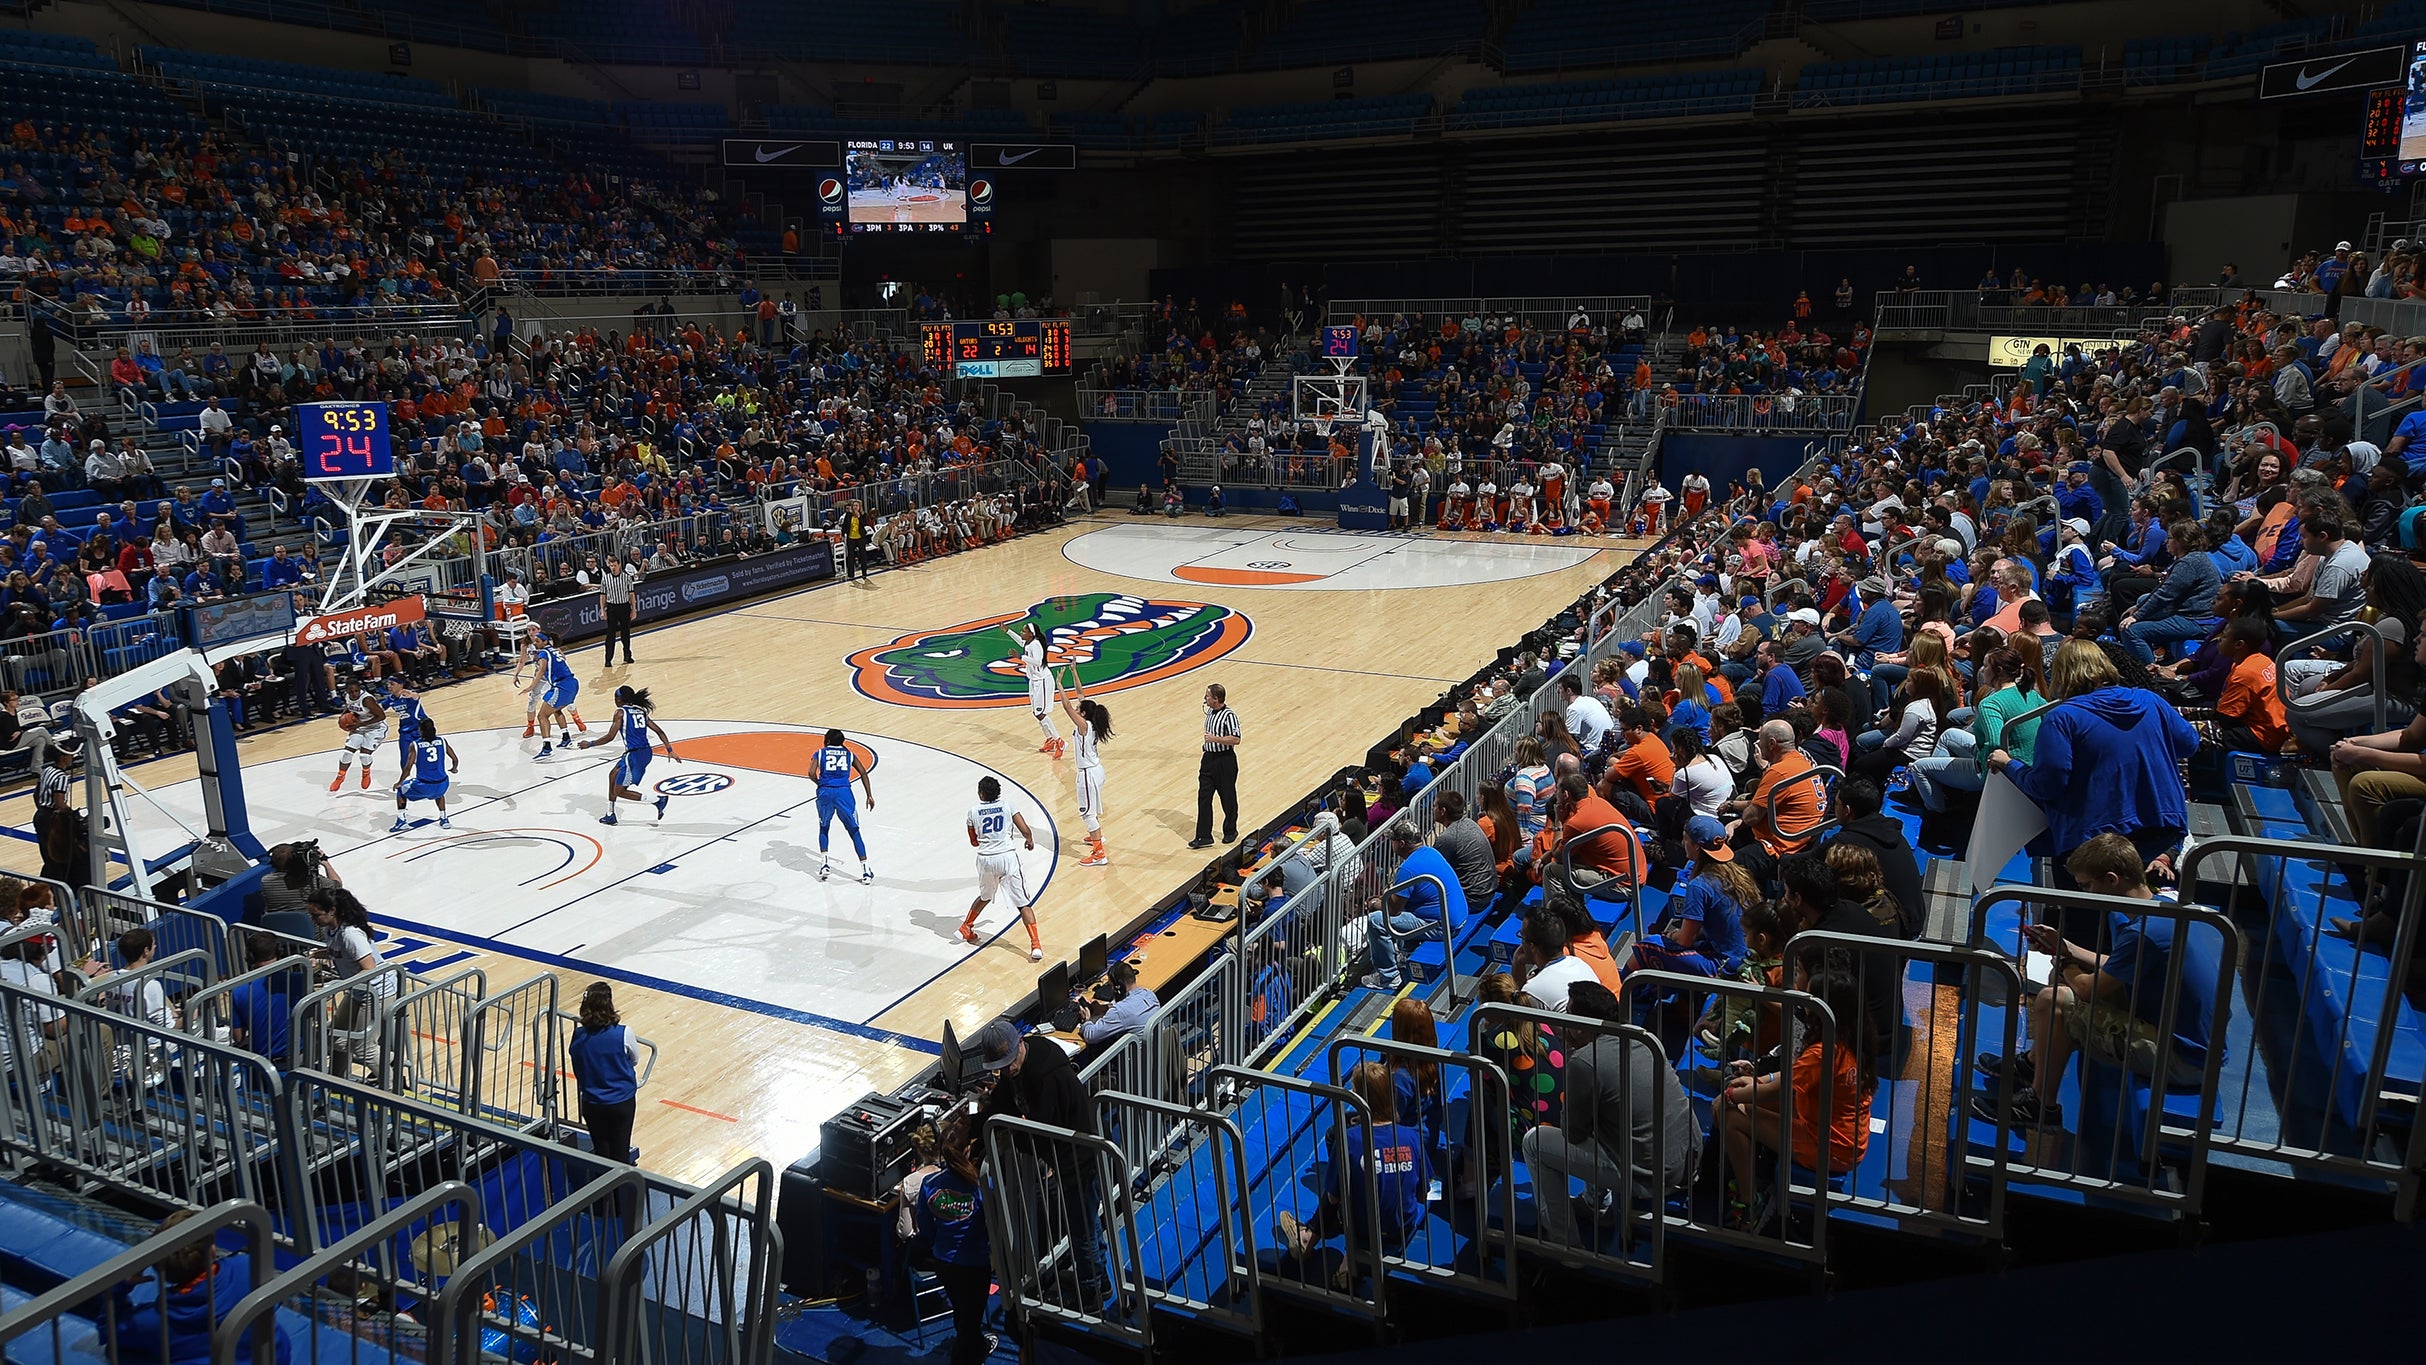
[1191,684,1240,849]
[34,734,79,884]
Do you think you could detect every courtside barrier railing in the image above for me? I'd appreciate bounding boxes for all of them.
[0,1200,278,1365]
[466,972,563,1133]
[1779,931,2026,1249]
[1963,884,2240,1221]
[599,1158,783,1365]
[1624,969,1843,1272]
[1202,1066,1389,1326]
[1325,1034,1519,1301]
[433,1166,646,1365]
[1093,1092,1263,1340]
[2182,834,2426,1220]
[0,978,303,1232]
[1468,1003,1674,1284]
[214,1181,478,1365]
[1667,392,1862,433]
[983,1114,1150,1351]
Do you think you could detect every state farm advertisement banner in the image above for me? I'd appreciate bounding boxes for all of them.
[294,595,427,647]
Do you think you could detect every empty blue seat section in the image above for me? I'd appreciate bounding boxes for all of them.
[1453,69,1764,129]
[1248,0,1486,69]
[1798,44,2082,105]
[1504,0,1771,73]
[1216,94,1434,145]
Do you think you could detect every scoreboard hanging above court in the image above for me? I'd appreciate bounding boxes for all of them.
[920,319,1073,378]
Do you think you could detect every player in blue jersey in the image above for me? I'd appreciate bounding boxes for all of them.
[812,727,876,884]
[521,631,588,758]
[389,717,460,832]
[578,685,676,825]
[381,676,428,774]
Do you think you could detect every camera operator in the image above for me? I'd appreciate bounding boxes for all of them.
[260,840,340,918]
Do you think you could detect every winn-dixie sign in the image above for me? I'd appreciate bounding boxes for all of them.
[294,595,426,647]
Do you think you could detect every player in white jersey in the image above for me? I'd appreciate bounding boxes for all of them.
[1015,623,1062,757]
[957,775,1042,960]
[328,676,388,792]
[1056,665,1111,867]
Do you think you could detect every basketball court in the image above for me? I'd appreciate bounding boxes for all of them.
[0,514,1635,1184]
[847,183,968,224]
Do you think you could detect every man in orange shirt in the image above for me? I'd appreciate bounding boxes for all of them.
[1604,706,1674,810]
[2214,619,2289,753]
[1542,772,1645,918]
[1723,720,1822,885]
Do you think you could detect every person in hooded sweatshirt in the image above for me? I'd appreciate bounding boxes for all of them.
[105,1209,294,1365]
[1987,638,2198,937]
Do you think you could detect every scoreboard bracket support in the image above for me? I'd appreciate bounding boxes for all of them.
[319,496,495,617]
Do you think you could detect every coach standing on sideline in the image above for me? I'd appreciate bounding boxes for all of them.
[1192,683,1241,849]
[843,499,871,582]
[600,556,638,668]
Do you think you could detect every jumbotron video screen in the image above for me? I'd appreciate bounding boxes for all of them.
[844,137,967,233]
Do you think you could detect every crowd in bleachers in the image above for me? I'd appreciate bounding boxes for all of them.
[1233,234,2426,1249]
[0,35,753,329]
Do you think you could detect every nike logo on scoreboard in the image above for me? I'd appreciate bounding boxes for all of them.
[720,138,840,168]
[971,141,1076,171]
[2294,59,2356,90]
[2258,44,2402,99]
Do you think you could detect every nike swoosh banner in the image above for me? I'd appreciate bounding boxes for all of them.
[2258,45,2402,100]
[721,138,840,168]
[972,142,1077,171]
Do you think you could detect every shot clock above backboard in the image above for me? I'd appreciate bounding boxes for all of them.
[297,401,394,482]
[1322,325,1360,360]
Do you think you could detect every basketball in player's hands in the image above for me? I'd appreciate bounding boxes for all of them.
[338,713,360,733]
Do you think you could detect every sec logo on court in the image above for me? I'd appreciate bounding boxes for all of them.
[653,771,736,796]
[847,592,1252,709]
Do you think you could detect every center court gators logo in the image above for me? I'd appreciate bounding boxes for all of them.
[848,593,1251,709]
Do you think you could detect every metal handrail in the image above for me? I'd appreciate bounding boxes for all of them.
[2277,619,2392,734]
[0,1202,276,1358]
[218,1182,480,1364]
[1755,761,1842,847]
[1554,820,1648,949]
[1383,870,1462,1006]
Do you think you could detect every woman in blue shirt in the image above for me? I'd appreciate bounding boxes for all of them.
[913,1116,995,1365]
[566,981,641,1166]
[1276,1061,1430,1290]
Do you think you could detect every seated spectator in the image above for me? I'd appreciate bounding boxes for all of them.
[1909,644,2045,817]
[1272,1060,1429,1287]
[1822,779,1923,938]
[1520,980,1695,1253]
[1721,720,1821,885]
[1359,821,1467,991]
[1849,668,1945,784]
[1715,963,1873,1231]
[1971,834,2224,1132]
[1628,815,1753,980]
[104,1208,295,1364]
[2212,619,2291,753]
[2117,519,2220,665]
